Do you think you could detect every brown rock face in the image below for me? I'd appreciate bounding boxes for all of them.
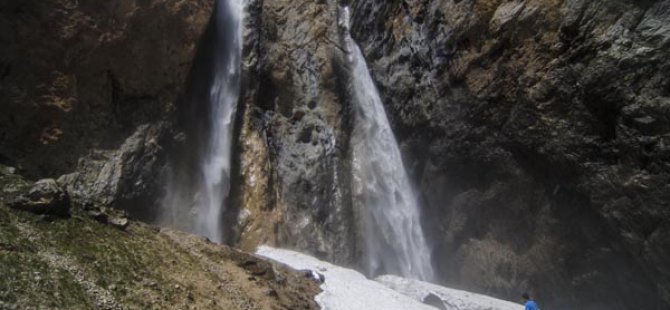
[0,0,213,178]
[162,0,357,264]
[230,0,356,264]
[349,0,670,308]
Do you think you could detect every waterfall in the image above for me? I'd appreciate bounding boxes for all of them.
[162,0,244,243]
[195,0,244,243]
[340,7,435,281]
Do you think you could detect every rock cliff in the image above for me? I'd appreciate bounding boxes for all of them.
[0,0,213,218]
[348,0,670,308]
[2,0,670,309]
[229,0,356,265]
[226,0,670,307]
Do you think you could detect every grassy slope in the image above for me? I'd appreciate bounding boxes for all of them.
[0,204,319,310]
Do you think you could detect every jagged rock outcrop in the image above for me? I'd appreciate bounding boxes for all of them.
[348,0,670,309]
[0,0,214,214]
[57,124,168,220]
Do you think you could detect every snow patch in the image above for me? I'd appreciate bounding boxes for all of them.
[256,246,522,310]
[376,275,522,310]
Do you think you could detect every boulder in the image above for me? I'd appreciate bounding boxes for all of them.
[85,206,130,230]
[57,124,168,221]
[422,293,446,310]
[301,269,325,284]
[109,216,129,230]
[9,179,70,216]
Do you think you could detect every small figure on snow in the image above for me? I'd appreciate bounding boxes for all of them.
[522,292,539,310]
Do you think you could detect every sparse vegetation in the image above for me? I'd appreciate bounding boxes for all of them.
[0,190,319,310]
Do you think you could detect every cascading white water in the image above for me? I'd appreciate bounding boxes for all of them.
[162,0,244,243]
[340,7,435,281]
[195,0,244,242]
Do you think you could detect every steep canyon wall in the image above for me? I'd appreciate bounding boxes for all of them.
[2,0,670,309]
[348,0,670,308]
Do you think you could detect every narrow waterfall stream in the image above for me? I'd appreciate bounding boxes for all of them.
[163,0,244,243]
[195,0,244,243]
[340,7,435,281]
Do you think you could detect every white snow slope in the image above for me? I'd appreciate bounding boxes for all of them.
[376,275,522,310]
[256,246,523,310]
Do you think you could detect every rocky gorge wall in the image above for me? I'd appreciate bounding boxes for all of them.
[0,0,213,218]
[347,0,670,308]
[226,0,670,308]
[3,0,670,309]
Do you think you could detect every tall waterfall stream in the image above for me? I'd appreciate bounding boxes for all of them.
[163,0,243,243]
[195,0,243,243]
[340,7,435,281]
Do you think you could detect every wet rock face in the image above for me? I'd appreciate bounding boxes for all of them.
[0,0,213,179]
[231,0,356,264]
[349,0,670,308]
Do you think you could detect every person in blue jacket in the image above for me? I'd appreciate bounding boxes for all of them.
[522,292,539,310]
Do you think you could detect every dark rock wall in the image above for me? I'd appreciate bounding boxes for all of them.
[0,0,213,215]
[348,0,670,308]
[0,0,212,177]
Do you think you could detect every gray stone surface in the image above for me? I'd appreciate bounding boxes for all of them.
[57,124,168,220]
